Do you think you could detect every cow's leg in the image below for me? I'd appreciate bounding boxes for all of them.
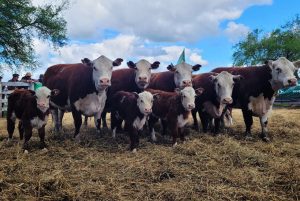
[7,115,16,141]
[38,126,47,150]
[161,119,168,137]
[58,109,65,131]
[18,121,24,140]
[83,116,88,126]
[191,108,199,131]
[129,126,139,152]
[23,126,33,153]
[51,108,60,132]
[199,111,209,133]
[179,127,185,141]
[170,124,178,147]
[101,111,108,128]
[213,118,221,134]
[242,109,253,139]
[148,116,158,141]
[71,109,82,139]
[94,111,102,135]
[259,115,270,142]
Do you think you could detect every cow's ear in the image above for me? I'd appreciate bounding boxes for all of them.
[233,75,243,81]
[192,64,202,71]
[113,58,123,66]
[195,87,204,96]
[151,61,160,69]
[132,92,139,98]
[81,58,93,67]
[174,88,181,95]
[28,90,36,96]
[265,60,273,69]
[153,93,160,100]
[51,89,60,97]
[167,63,176,72]
[293,60,300,69]
[209,74,217,83]
[127,61,137,69]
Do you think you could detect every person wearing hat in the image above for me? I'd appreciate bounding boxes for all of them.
[21,72,36,83]
[7,73,20,90]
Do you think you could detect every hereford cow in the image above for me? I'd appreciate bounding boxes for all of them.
[191,72,242,133]
[100,59,160,128]
[110,91,154,152]
[7,87,59,153]
[147,87,203,146]
[148,62,202,91]
[212,57,300,141]
[43,55,123,139]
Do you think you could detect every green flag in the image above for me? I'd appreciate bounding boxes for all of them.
[176,49,185,64]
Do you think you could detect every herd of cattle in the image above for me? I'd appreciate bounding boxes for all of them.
[6,55,300,153]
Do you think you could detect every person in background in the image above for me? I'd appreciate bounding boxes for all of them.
[21,72,36,83]
[38,74,44,83]
[7,73,20,90]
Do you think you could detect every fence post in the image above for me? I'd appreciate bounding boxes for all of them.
[0,80,2,118]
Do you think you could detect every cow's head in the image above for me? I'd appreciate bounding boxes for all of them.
[82,55,123,91]
[176,86,203,111]
[266,57,300,90]
[167,62,202,89]
[210,71,242,104]
[135,91,154,115]
[127,59,160,89]
[34,87,60,113]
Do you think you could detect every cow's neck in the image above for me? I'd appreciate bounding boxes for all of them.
[176,96,189,118]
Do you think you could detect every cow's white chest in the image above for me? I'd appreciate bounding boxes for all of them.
[177,114,188,128]
[248,93,275,117]
[74,92,107,116]
[133,116,147,130]
[30,116,48,129]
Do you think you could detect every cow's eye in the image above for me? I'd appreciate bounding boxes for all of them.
[276,68,282,73]
[183,95,186,98]
[34,95,37,99]
[175,71,179,74]
[148,68,151,71]
[47,95,50,98]
[140,99,144,103]
[93,67,97,71]
[218,83,221,88]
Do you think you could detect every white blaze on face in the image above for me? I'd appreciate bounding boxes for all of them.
[173,62,194,88]
[212,71,236,104]
[136,91,154,115]
[35,87,52,113]
[134,59,153,89]
[268,57,298,90]
[180,87,196,111]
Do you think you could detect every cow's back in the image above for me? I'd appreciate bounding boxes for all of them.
[148,71,176,92]
[193,73,218,105]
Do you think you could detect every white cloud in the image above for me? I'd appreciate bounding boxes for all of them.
[50,0,272,42]
[224,21,250,43]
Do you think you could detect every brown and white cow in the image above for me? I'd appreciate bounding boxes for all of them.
[212,57,300,141]
[110,91,154,152]
[7,87,59,153]
[148,62,202,91]
[147,87,203,146]
[191,71,242,133]
[43,55,123,139]
[100,59,160,128]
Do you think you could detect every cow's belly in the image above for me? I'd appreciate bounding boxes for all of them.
[248,93,275,117]
[74,92,107,116]
[30,116,48,129]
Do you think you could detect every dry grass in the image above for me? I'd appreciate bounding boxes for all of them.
[0,108,299,201]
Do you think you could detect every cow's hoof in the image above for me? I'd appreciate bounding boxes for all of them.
[24,150,29,154]
[96,129,101,135]
[132,148,137,153]
[42,148,48,152]
[75,134,81,143]
[172,142,178,147]
[151,133,157,142]
[245,135,253,141]
[7,138,12,144]
[260,134,270,142]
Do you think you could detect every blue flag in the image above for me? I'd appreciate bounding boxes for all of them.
[176,49,185,64]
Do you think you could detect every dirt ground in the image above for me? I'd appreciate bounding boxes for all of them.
[0,108,299,201]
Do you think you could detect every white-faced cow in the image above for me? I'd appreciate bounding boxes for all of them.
[43,55,123,139]
[148,62,202,91]
[100,59,160,128]
[191,71,242,133]
[147,87,203,146]
[110,91,154,152]
[212,57,300,141]
[7,87,59,153]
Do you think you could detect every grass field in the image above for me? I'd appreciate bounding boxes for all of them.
[0,108,299,201]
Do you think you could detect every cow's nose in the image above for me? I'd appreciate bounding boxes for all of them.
[139,76,147,82]
[39,103,46,107]
[145,108,152,113]
[182,80,192,87]
[222,97,233,104]
[188,103,195,109]
[100,78,110,85]
[288,78,297,86]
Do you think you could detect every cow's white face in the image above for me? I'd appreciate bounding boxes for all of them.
[178,87,197,111]
[168,62,201,89]
[211,71,242,104]
[35,87,59,113]
[127,59,160,89]
[83,55,123,91]
[268,57,300,90]
[136,91,154,115]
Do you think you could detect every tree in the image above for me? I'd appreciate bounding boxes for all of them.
[232,15,300,67]
[0,0,68,71]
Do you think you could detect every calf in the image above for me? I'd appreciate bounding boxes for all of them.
[147,87,203,146]
[110,91,154,152]
[212,57,300,141]
[7,87,59,153]
[192,72,242,133]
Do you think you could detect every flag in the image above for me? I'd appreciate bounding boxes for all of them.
[176,49,185,64]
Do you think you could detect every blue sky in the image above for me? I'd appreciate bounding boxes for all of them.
[2,0,300,80]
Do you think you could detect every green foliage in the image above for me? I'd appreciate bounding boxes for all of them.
[0,0,68,71]
[233,15,300,66]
